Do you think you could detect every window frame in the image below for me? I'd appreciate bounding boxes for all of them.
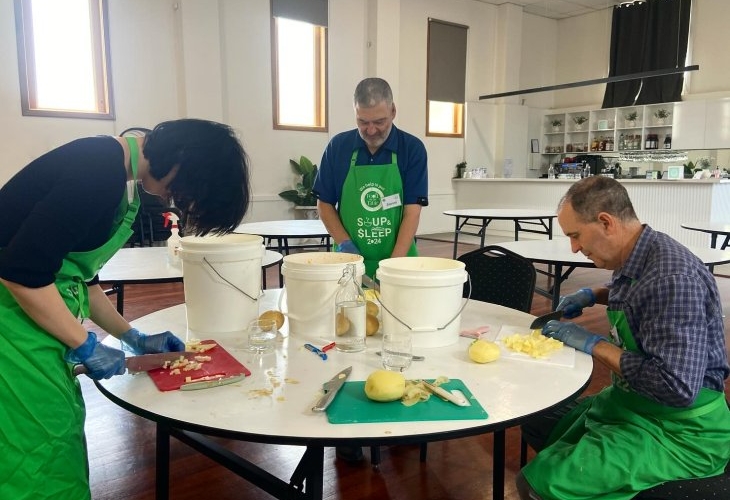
[14,0,115,120]
[270,15,328,132]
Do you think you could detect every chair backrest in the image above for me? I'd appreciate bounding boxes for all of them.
[457,245,536,313]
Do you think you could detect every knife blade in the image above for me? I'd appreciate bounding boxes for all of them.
[529,310,564,330]
[72,351,197,376]
[180,373,246,391]
[312,366,352,412]
[361,274,380,292]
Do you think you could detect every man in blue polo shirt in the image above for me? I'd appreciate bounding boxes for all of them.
[313,77,428,279]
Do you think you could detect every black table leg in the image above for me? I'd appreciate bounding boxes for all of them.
[492,429,506,500]
[452,216,461,259]
[156,423,171,500]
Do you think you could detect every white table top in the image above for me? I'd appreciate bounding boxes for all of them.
[96,290,592,444]
[497,238,730,267]
[235,219,329,238]
[98,246,282,283]
[443,209,556,219]
[681,221,730,234]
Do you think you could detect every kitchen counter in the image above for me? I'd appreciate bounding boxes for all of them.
[451,178,730,247]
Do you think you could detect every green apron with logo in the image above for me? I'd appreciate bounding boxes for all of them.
[0,138,140,500]
[339,150,417,277]
[522,307,730,500]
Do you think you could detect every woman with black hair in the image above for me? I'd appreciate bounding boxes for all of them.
[0,119,251,499]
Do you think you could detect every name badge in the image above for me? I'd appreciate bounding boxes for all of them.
[381,194,402,210]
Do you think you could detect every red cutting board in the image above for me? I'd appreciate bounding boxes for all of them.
[147,340,250,392]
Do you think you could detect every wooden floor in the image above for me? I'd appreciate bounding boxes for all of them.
[84,236,730,500]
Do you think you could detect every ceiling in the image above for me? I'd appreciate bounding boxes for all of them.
[473,0,623,20]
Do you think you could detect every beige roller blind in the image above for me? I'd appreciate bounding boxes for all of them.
[427,19,467,103]
[272,0,327,27]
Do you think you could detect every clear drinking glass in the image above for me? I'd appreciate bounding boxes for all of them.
[247,318,277,353]
[381,333,412,372]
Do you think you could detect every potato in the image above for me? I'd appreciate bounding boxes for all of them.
[335,312,351,336]
[258,310,285,330]
[364,369,406,402]
[366,300,379,316]
[468,339,501,363]
[366,314,379,336]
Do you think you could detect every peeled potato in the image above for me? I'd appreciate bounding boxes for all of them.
[366,300,379,316]
[364,369,406,402]
[468,339,501,363]
[259,310,285,330]
[335,312,351,335]
[366,314,379,336]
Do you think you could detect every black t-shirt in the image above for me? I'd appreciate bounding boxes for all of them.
[0,136,128,287]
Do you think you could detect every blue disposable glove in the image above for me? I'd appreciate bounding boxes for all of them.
[542,320,605,354]
[556,287,596,319]
[120,328,185,355]
[64,331,126,380]
[336,239,360,255]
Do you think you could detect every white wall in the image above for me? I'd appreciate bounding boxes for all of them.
[0,0,728,236]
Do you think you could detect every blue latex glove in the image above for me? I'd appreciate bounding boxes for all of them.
[64,331,126,380]
[542,320,605,354]
[556,287,596,319]
[120,328,185,355]
[336,239,360,255]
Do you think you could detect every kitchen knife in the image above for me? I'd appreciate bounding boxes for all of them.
[529,310,564,330]
[72,351,197,376]
[180,373,246,391]
[421,380,470,407]
[312,366,352,412]
[361,274,380,292]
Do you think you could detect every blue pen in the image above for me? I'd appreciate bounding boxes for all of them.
[304,343,327,361]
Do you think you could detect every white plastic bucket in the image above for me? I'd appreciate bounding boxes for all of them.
[179,233,264,334]
[280,252,365,341]
[376,257,468,348]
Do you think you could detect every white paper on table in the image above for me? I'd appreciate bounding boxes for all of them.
[493,325,576,368]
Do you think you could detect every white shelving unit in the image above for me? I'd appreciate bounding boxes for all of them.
[541,103,675,158]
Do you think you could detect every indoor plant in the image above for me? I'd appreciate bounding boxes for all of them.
[572,115,588,130]
[278,155,318,207]
[653,108,670,124]
[551,118,563,132]
[624,111,638,127]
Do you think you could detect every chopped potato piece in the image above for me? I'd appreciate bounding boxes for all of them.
[501,331,563,358]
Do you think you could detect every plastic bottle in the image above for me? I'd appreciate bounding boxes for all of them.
[334,263,366,352]
[164,212,181,267]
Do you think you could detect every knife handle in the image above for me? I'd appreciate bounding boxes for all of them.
[72,364,87,376]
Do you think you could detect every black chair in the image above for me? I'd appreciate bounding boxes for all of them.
[369,245,537,468]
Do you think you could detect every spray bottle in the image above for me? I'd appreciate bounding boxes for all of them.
[163,212,181,267]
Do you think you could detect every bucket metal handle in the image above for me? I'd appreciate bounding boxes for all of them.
[378,273,472,332]
[202,257,262,302]
[276,286,338,322]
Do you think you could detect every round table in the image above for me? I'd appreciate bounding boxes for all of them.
[94,290,592,500]
[443,209,556,259]
[681,221,730,250]
[235,220,331,254]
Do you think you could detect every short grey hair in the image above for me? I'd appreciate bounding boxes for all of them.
[354,77,393,108]
[559,176,638,223]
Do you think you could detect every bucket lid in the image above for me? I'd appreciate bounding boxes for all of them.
[283,252,364,267]
[378,256,465,273]
[180,233,263,251]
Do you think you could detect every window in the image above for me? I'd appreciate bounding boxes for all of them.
[426,19,467,137]
[271,0,328,131]
[14,0,114,119]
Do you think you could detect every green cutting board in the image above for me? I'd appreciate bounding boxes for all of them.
[326,379,488,424]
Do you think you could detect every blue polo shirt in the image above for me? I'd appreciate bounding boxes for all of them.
[313,124,428,207]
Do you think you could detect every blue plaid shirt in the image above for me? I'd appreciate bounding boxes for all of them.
[607,225,729,407]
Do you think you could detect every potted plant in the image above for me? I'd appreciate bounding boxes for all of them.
[624,111,638,127]
[455,161,467,178]
[550,119,563,132]
[278,155,319,217]
[653,108,671,125]
[572,115,588,130]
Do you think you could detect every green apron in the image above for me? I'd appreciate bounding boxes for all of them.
[339,150,417,277]
[0,138,140,500]
[522,308,730,500]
